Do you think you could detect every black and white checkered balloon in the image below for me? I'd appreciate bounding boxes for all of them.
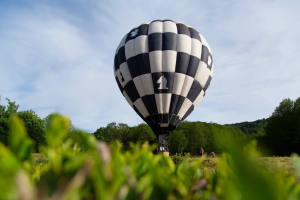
[114,20,213,136]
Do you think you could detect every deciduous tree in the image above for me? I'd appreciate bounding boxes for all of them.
[265,98,300,155]
[18,110,46,150]
[169,130,188,154]
[0,98,19,145]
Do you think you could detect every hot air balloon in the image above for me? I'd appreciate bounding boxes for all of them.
[114,20,213,143]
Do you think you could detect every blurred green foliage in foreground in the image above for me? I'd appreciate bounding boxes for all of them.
[1,116,300,200]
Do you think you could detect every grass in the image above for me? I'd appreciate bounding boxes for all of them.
[32,153,296,176]
[183,156,296,177]
[31,153,48,165]
[256,157,296,176]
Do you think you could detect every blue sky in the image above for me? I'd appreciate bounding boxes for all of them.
[1,0,300,132]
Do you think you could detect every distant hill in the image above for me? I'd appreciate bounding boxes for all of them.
[227,119,268,134]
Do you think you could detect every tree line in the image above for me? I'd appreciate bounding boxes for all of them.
[1,97,299,155]
[263,97,300,156]
[0,98,83,151]
[229,119,268,134]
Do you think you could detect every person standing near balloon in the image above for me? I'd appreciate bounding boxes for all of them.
[201,147,204,158]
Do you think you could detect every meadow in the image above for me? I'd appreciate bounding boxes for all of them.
[2,116,300,199]
[171,156,297,177]
[32,153,298,181]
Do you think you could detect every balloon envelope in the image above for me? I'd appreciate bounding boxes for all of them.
[114,20,213,136]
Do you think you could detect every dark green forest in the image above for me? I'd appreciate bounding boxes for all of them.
[1,97,299,156]
[229,119,268,134]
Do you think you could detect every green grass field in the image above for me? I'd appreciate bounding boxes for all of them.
[256,157,296,175]
[32,153,295,177]
[184,156,296,177]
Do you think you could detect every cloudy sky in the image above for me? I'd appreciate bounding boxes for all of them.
[1,0,299,132]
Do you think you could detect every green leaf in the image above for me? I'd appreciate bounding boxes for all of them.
[46,116,70,147]
[8,117,34,161]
